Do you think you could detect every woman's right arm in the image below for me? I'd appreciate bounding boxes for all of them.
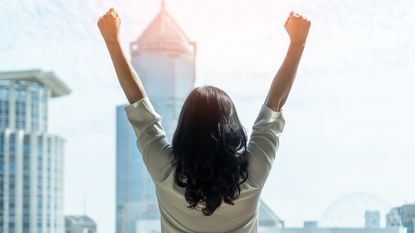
[264,12,311,112]
[97,8,147,104]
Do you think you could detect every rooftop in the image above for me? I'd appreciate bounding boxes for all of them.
[131,2,195,56]
[65,215,96,227]
[0,69,71,97]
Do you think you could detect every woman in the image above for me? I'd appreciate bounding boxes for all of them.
[98,8,310,233]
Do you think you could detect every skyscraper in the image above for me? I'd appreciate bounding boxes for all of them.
[0,69,70,233]
[116,2,196,233]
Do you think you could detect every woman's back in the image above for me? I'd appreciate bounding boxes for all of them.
[124,96,285,233]
[156,172,261,233]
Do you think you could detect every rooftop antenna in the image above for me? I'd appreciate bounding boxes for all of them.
[83,190,87,216]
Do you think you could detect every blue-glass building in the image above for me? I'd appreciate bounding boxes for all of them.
[0,69,70,233]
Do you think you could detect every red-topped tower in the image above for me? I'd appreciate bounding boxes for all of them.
[130,1,196,140]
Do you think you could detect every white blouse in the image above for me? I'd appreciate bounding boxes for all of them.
[124,96,285,233]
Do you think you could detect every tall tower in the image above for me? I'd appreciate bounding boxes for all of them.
[130,1,196,140]
[0,69,70,233]
[116,2,196,233]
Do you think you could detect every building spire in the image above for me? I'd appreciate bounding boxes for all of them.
[131,0,195,56]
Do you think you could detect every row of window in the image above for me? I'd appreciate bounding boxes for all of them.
[0,135,64,233]
[0,82,49,131]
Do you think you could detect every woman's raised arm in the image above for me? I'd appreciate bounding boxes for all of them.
[98,8,147,104]
[264,12,311,112]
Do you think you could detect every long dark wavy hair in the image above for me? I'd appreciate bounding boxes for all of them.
[171,85,249,216]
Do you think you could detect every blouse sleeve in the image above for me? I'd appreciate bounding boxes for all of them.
[124,97,174,183]
[246,104,285,188]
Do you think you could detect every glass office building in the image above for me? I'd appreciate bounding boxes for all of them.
[0,70,70,233]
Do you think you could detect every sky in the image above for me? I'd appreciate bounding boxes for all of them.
[1,0,415,232]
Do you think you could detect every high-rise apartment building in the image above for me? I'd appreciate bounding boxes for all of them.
[0,69,70,233]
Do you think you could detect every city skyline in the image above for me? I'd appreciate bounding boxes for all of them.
[1,0,415,232]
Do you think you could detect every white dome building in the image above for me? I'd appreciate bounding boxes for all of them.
[320,193,392,228]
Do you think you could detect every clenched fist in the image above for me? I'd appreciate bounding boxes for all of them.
[97,8,121,44]
[284,12,311,45]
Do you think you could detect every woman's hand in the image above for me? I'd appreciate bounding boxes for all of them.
[284,11,311,45]
[97,8,121,44]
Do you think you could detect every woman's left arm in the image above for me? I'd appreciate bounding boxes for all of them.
[98,9,173,182]
[98,8,147,104]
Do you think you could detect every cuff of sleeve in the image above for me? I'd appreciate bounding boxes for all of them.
[124,97,160,120]
[124,97,145,113]
[259,104,284,122]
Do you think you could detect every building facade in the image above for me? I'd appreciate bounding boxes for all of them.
[387,204,415,233]
[65,215,97,233]
[0,70,70,233]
